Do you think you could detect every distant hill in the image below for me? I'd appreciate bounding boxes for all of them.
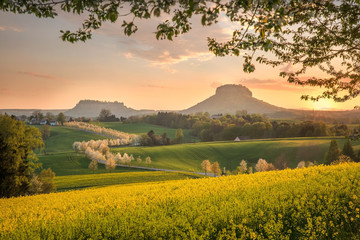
[0,109,66,116]
[268,108,360,122]
[2,84,360,122]
[64,100,155,118]
[181,84,284,115]
[180,84,360,121]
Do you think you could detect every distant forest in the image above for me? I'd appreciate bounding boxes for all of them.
[127,112,354,142]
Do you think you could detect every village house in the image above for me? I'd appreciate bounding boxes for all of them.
[40,119,48,125]
[29,118,40,125]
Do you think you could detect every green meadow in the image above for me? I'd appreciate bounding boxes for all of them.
[36,126,106,154]
[37,153,145,176]
[35,125,359,189]
[36,126,122,176]
[36,125,203,189]
[112,137,359,172]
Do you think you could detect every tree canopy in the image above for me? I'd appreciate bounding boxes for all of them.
[57,112,66,125]
[0,114,44,198]
[2,0,360,102]
[174,128,184,144]
[342,139,355,160]
[325,140,341,165]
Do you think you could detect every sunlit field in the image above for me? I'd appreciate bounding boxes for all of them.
[1,163,359,239]
[112,137,358,171]
[55,171,204,191]
[37,126,359,175]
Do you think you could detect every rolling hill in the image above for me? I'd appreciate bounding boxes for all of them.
[65,100,155,118]
[37,125,359,174]
[111,137,359,172]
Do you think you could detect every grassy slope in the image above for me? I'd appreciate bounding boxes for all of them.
[37,126,359,174]
[55,171,204,191]
[36,126,202,189]
[112,137,360,171]
[37,126,106,154]
[37,126,146,176]
[38,153,145,176]
[95,122,198,142]
[36,126,359,184]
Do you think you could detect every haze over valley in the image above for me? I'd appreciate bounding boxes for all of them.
[2,84,360,123]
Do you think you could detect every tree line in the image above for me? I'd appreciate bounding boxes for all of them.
[325,139,360,165]
[203,139,360,177]
[139,128,184,146]
[129,112,354,142]
[201,158,275,177]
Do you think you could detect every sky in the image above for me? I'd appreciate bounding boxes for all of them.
[0,9,359,111]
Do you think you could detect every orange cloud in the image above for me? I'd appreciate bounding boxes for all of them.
[18,71,57,80]
[94,15,226,68]
[144,84,167,89]
[0,25,23,32]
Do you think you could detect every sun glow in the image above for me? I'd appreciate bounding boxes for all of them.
[312,99,335,110]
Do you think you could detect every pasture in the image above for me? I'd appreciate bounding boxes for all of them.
[36,126,125,176]
[35,125,359,191]
[112,137,359,172]
[38,126,359,174]
[36,126,106,153]
[37,153,145,176]
[36,126,203,191]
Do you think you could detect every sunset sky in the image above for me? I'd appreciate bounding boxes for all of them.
[0,11,358,111]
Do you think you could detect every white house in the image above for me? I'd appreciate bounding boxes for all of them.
[39,119,48,125]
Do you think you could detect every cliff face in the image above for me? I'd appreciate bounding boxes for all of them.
[181,84,284,115]
[215,84,252,97]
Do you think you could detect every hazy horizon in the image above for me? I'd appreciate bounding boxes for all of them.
[0,94,354,112]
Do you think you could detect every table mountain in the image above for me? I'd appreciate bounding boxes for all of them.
[181,84,284,115]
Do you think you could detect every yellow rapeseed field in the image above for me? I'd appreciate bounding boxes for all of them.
[1,163,359,239]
